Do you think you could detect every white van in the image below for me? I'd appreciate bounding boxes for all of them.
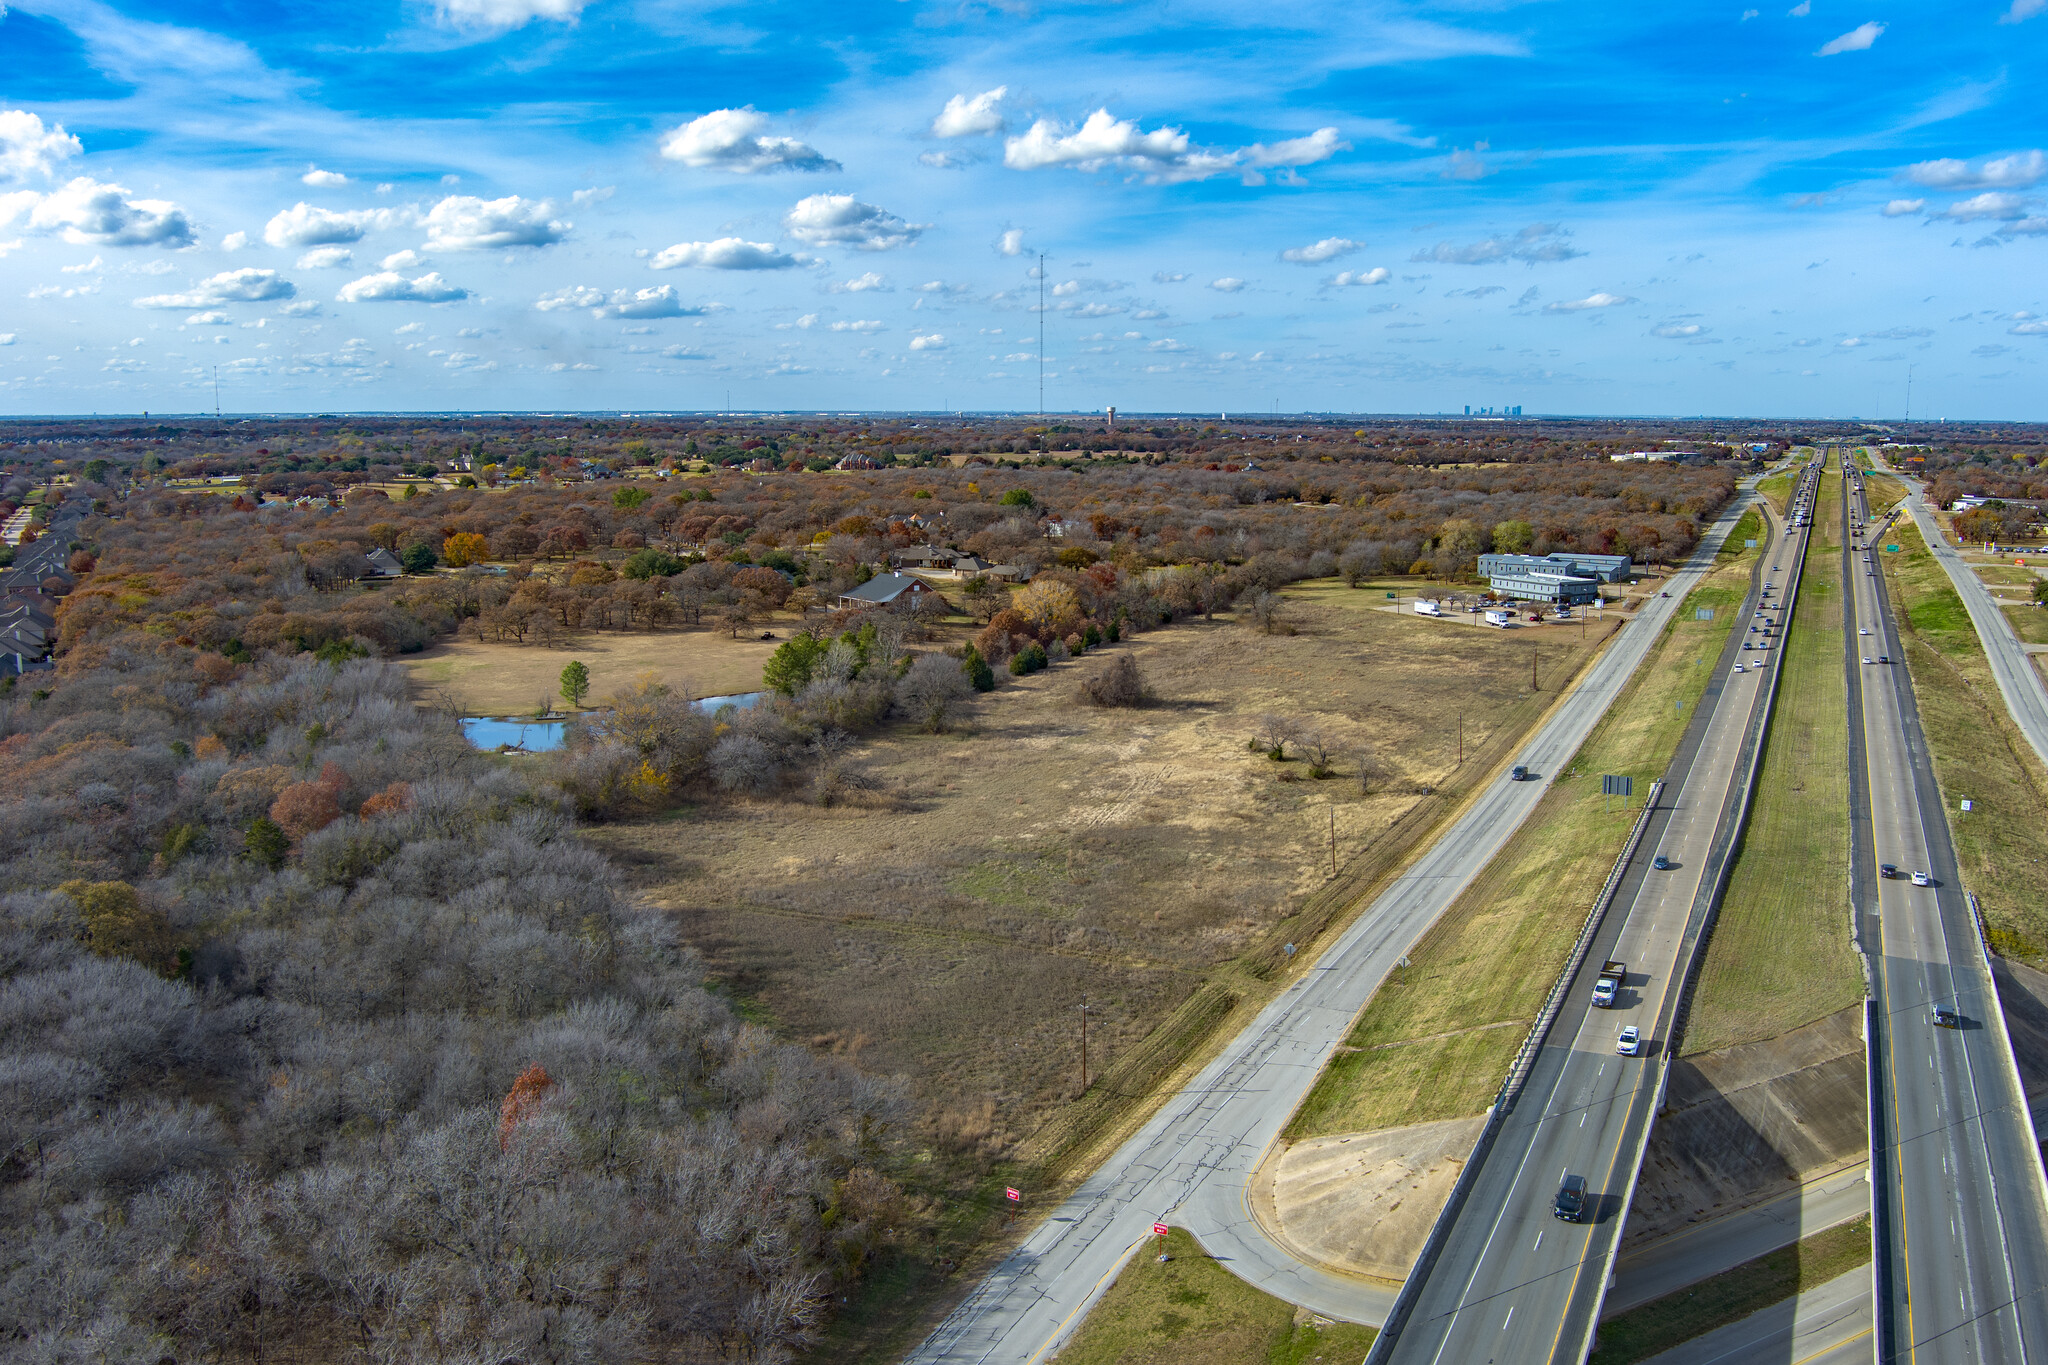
[1484,609,1512,627]
[1414,600,1444,618]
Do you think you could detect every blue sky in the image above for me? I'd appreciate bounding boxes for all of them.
[0,0,2043,418]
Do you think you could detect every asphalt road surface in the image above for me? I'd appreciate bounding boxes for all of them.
[1606,1164,1870,1316]
[906,493,1770,1365]
[1871,458,2048,776]
[1636,1268,1874,1365]
[1375,468,1818,1365]
[1844,461,2048,1363]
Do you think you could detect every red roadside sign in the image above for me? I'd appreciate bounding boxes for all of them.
[1152,1223,1170,1237]
[1004,1187,1021,1202]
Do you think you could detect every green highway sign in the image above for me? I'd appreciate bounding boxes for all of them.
[1885,544,1901,552]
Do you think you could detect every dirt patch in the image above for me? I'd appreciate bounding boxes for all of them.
[587,591,1597,1146]
[404,627,781,713]
[1625,1006,1866,1246]
[1252,1115,1488,1283]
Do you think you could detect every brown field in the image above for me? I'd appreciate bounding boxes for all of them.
[591,590,1603,1142]
[404,627,782,713]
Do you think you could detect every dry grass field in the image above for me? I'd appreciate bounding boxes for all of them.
[587,587,1604,1153]
[404,628,782,713]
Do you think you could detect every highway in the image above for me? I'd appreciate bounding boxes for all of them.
[1373,465,1819,1365]
[1869,457,2048,776]
[1843,457,2048,1363]
[907,489,1769,1365]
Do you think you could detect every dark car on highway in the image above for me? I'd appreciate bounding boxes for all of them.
[1652,855,1676,870]
[1880,863,1898,879]
[1554,1174,1588,1222]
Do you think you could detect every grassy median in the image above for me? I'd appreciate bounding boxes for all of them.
[1056,1228,1377,1365]
[1286,542,1760,1137]
[1881,524,2048,963]
[1686,464,1863,1055]
[1588,1216,1872,1365]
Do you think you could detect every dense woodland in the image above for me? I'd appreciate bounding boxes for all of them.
[9,412,2022,1361]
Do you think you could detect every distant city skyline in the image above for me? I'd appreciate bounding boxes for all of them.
[0,0,2042,418]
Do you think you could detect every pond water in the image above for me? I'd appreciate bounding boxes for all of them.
[460,717,567,751]
[459,691,768,751]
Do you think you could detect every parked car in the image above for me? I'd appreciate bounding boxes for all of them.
[1616,1026,1642,1056]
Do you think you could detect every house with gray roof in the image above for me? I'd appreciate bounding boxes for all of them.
[836,571,934,610]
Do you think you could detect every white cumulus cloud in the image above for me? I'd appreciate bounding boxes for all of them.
[421,195,568,250]
[785,194,924,250]
[264,203,399,248]
[296,246,354,269]
[659,108,839,173]
[336,270,468,303]
[649,237,800,270]
[1816,21,1884,54]
[830,319,884,332]
[0,110,82,182]
[1282,237,1359,264]
[1329,267,1391,287]
[134,267,296,309]
[301,166,348,187]
[997,229,1027,256]
[932,87,1007,138]
[1209,277,1244,292]
[535,285,605,312]
[832,272,889,292]
[1545,291,1633,312]
[184,311,231,325]
[4,177,195,247]
[1934,192,2030,222]
[1004,109,1345,184]
[1652,323,1704,338]
[910,333,946,350]
[595,285,708,319]
[1902,150,2046,191]
[1881,198,1926,216]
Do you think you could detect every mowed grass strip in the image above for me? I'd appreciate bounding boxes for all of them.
[1882,524,2048,962]
[1686,466,1862,1054]
[1054,1228,1377,1365]
[1285,549,1758,1138]
[1587,1216,1872,1365]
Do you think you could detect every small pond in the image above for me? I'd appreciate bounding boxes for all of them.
[460,692,768,751]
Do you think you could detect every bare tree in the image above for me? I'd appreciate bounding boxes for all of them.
[1297,728,1334,778]
[896,653,972,733]
[1353,744,1388,794]
[1250,713,1295,760]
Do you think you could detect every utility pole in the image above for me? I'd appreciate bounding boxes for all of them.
[1329,805,1337,876]
[1531,646,1539,691]
[1457,714,1464,765]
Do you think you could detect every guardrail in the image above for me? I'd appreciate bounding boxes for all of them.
[1866,997,1891,1365]
[1364,490,1802,1365]
[1498,778,1665,1108]
[1576,490,1815,1362]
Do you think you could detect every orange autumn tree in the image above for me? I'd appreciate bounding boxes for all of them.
[443,531,490,567]
[499,1063,553,1148]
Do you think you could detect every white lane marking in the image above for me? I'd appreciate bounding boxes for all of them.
[1503,1307,1514,1330]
